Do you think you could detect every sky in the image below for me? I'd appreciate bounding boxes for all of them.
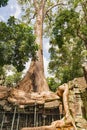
[0,0,50,77]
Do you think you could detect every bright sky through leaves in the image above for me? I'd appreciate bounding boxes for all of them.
[0,0,50,77]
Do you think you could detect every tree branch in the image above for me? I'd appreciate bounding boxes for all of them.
[77,25,85,41]
[45,3,67,16]
[33,0,38,12]
[46,13,52,24]
[40,0,46,10]
[77,31,85,41]
[76,25,87,49]
[28,13,36,23]
[81,2,87,24]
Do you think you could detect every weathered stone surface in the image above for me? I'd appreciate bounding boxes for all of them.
[0,86,9,99]
[0,77,87,130]
[68,77,87,129]
[44,100,60,108]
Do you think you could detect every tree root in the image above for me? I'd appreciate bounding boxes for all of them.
[51,115,77,130]
[8,83,77,130]
[55,83,77,130]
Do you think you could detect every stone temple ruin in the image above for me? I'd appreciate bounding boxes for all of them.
[0,102,62,130]
[0,86,64,130]
[0,77,87,130]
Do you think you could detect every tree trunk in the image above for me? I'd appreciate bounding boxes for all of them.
[52,83,77,130]
[17,2,49,93]
[82,62,87,83]
[7,1,77,129]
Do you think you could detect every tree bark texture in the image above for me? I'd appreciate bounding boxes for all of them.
[54,84,77,130]
[17,1,49,93]
[82,62,87,83]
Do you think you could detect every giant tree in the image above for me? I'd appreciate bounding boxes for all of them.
[17,0,65,92]
[7,0,77,129]
[17,0,87,92]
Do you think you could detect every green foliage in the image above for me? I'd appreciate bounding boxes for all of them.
[2,65,22,87]
[0,0,9,7]
[47,77,58,92]
[5,72,22,87]
[52,9,79,48]
[49,41,85,85]
[49,7,87,85]
[68,0,83,8]
[0,16,38,73]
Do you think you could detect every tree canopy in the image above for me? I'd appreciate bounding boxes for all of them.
[14,0,65,92]
[0,16,37,73]
[0,0,9,7]
[48,0,87,88]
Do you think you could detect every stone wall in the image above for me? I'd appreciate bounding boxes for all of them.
[68,77,87,129]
